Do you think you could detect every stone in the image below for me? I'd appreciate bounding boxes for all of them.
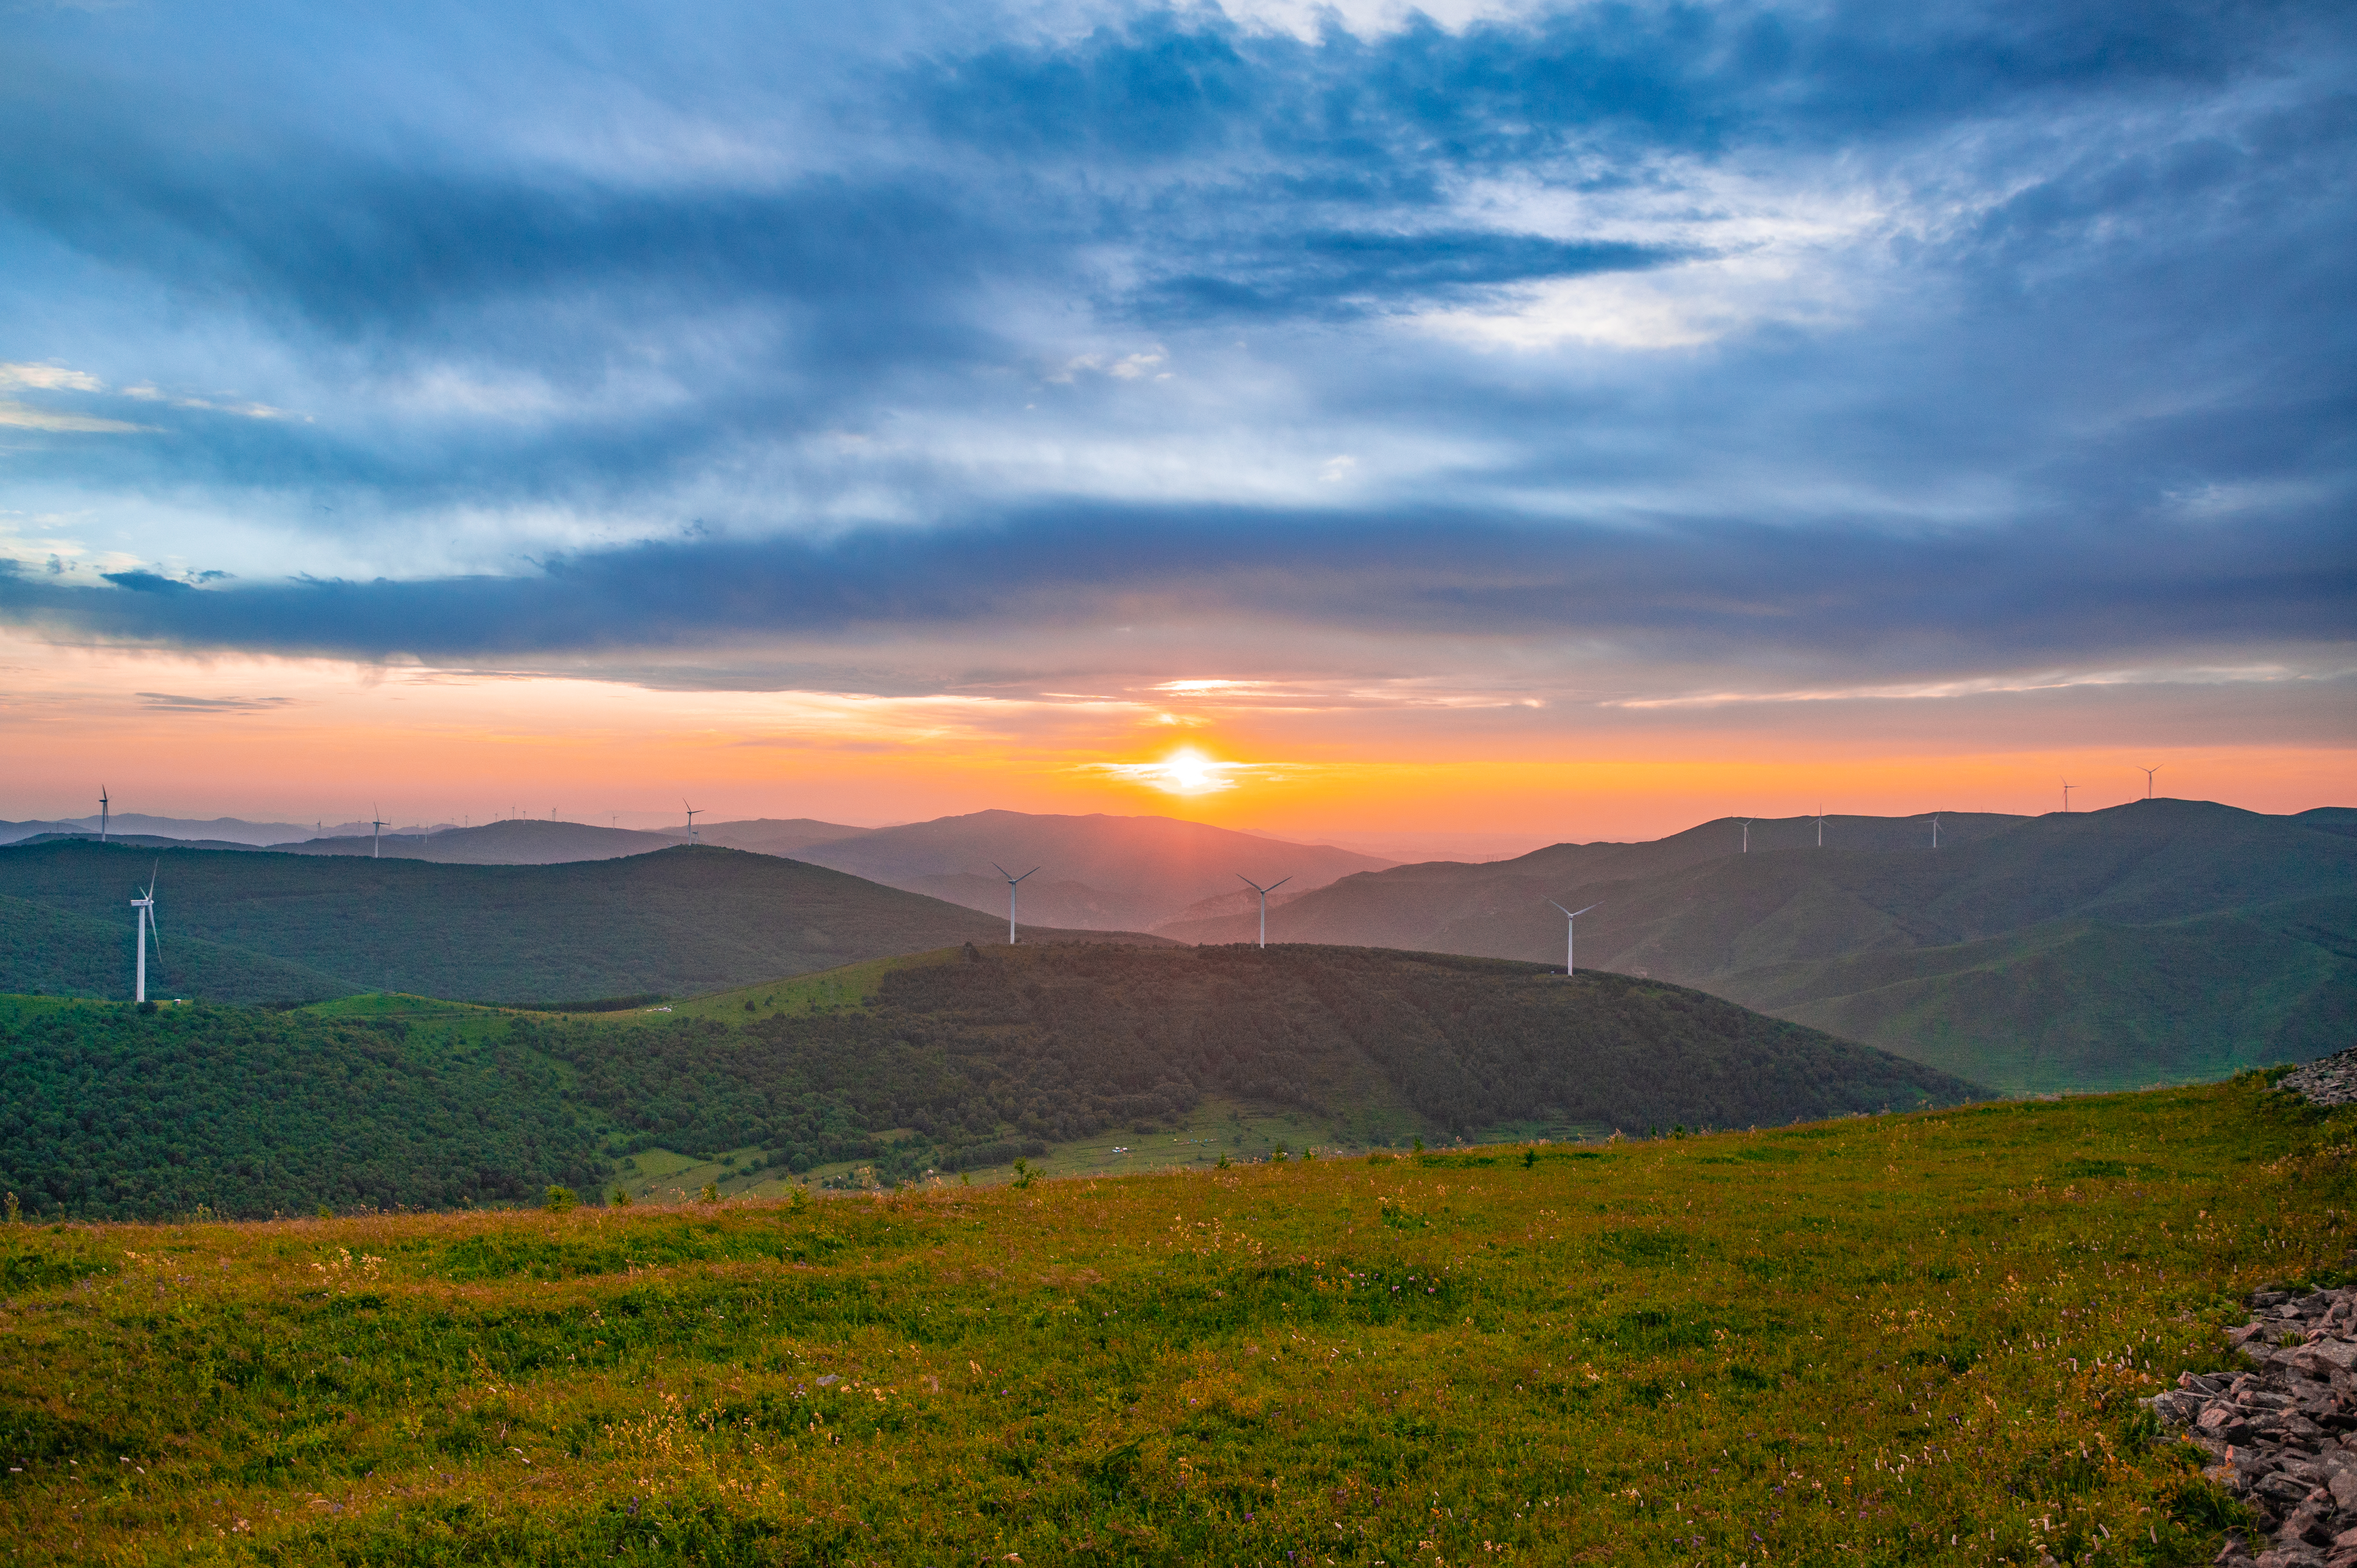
[2207,1407,2259,1444]
[2259,1470,2318,1508]
[2304,1343,2357,1374]
[2333,1470,2357,1512]
[2285,1504,2339,1547]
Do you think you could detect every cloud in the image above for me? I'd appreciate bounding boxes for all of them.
[0,401,151,433]
[0,363,104,392]
[0,504,2344,684]
[135,692,294,713]
[0,0,2343,717]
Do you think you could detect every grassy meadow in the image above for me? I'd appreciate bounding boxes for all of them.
[3,1073,2349,1565]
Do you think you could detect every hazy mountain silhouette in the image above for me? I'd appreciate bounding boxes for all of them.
[786,809,1390,930]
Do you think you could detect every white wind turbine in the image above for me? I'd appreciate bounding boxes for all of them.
[370,805,388,859]
[2139,765,2162,799]
[1548,900,1599,977]
[1814,804,1826,848]
[1740,817,1754,854]
[1931,814,1940,849]
[1236,874,1291,948]
[683,800,702,842]
[993,863,1039,945]
[99,785,110,844]
[129,862,161,1003]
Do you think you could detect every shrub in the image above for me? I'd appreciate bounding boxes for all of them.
[544,1185,579,1212]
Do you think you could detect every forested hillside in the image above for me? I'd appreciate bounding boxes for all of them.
[0,893,360,1004]
[0,840,1147,1003]
[0,944,1981,1218]
[0,998,603,1220]
[1168,800,2356,1092]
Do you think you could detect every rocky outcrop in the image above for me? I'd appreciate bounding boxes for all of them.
[2154,1288,2357,1567]
[2278,1052,2357,1109]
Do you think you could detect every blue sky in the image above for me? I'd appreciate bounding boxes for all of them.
[0,0,2350,833]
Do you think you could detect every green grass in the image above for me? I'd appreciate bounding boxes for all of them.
[0,1074,2344,1564]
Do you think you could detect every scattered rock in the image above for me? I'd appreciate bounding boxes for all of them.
[2280,1052,2357,1108]
[2159,1287,2357,1566]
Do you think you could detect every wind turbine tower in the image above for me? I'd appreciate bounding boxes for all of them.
[993,863,1039,945]
[1548,900,1599,977]
[2062,781,2077,813]
[1740,818,1754,854]
[1815,804,1826,848]
[2139,765,2162,799]
[1236,874,1292,948]
[1931,814,1940,850]
[99,786,110,844]
[370,806,388,859]
[129,864,160,1003]
[683,800,702,842]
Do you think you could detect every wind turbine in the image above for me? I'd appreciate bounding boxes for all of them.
[129,863,160,1003]
[1931,814,1940,850]
[99,786,110,844]
[1548,900,1599,976]
[1740,817,1754,854]
[1236,874,1292,948]
[2139,765,2162,799]
[993,863,1039,945]
[2061,780,2077,813]
[683,800,702,842]
[370,805,388,859]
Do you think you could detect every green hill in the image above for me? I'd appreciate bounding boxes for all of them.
[0,996,602,1220]
[0,839,1149,1004]
[0,943,1981,1220]
[0,892,360,1004]
[1168,800,2356,1092]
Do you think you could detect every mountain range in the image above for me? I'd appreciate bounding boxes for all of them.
[1165,799,2355,1093]
[0,840,1159,1004]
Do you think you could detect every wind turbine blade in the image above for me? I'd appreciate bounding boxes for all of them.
[992,862,1011,880]
[1268,877,1291,892]
[1567,904,1598,918]
[1016,866,1039,883]
[1548,900,1572,917]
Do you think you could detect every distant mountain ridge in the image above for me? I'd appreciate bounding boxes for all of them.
[785,809,1391,931]
[1162,800,2354,1093]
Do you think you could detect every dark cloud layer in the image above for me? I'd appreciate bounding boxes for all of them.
[0,0,2349,687]
[8,507,2348,676]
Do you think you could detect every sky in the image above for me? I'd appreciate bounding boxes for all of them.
[1,0,2350,854]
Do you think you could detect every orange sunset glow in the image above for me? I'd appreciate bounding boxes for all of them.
[3,631,2344,853]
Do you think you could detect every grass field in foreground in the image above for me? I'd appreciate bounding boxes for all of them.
[2,1075,2348,1566]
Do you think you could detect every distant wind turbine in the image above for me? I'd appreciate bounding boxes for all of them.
[2061,780,2077,813]
[1237,874,1292,948]
[1815,804,1826,848]
[1548,900,1599,977]
[2139,765,2162,799]
[129,863,161,1003]
[1740,818,1754,854]
[370,805,388,859]
[1931,814,1940,850]
[99,786,110,844]
[683,800,702,842]
[993,862,1039,945]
